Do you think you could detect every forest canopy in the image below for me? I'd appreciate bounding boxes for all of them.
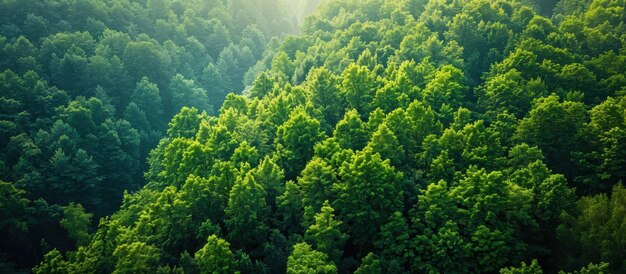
[1,0,625,273]
[0,0,320,270]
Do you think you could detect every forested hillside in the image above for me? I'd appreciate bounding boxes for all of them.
[2,0,625,273]
[0,0,320,270]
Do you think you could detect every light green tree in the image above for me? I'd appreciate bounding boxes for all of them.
[286,243,337,274]
[60,203,93,246]
[195,235,237,274]
[304,201,347,263]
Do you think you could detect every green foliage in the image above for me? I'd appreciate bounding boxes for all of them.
[516,94,587,178]
[6,0,626,272]
[251,156,284,210]
[286,243,337,274]
[263,229,290,273]
[304,201,347,263]
[0,180,29,236]
[134,186,193,260]
[33,249,69,274]
[568,262,611,274]
[179,173,227,226]
[166,107,207,139]
[478,69,546,118]
[112,241,160,274]
[335,148,403,254]
[225,173,270,253]
[557,184,626,271]
[60,203,92,246]
[298,157,337,213]
[366,122,405,167]
[409,167,537,272]
[423,65,468,111]
[272,52,296,79]
[277,180,305,235]
[169,74,213,116]
[500,260,543,274]
[374,212,410,267]
[276,108,325,179]
[195,235,237,274]
[354,253,381,274]
[306,67,344,129]
[340,64,379,116]
[333,109,369,150]
[499,260,612,274]
[575,96,626,192]
[0,0,312,267]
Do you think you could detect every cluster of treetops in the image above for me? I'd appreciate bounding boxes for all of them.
[0,0,321,270]
[1,0,625,273]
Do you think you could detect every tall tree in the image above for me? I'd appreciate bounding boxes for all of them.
[195,235,237,274]
[516,94,587,179]
[333,109,369,151]
[60,203,92,246]
[335,148,403,254]
[276,108,325,179]
[304,201,347,263]
[169,74,213,116]
[340,64,379,116]
[225,173,270,253]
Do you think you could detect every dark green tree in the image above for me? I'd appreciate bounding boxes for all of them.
[515,94,587,178]
[169,74,212,115]
[335,148,403,254]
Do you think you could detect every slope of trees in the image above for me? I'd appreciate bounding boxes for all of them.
[0,0,321,270]
[2,0,626,272]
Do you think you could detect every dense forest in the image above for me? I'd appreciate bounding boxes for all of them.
[1,0,625,273]
[0,0,320,270]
